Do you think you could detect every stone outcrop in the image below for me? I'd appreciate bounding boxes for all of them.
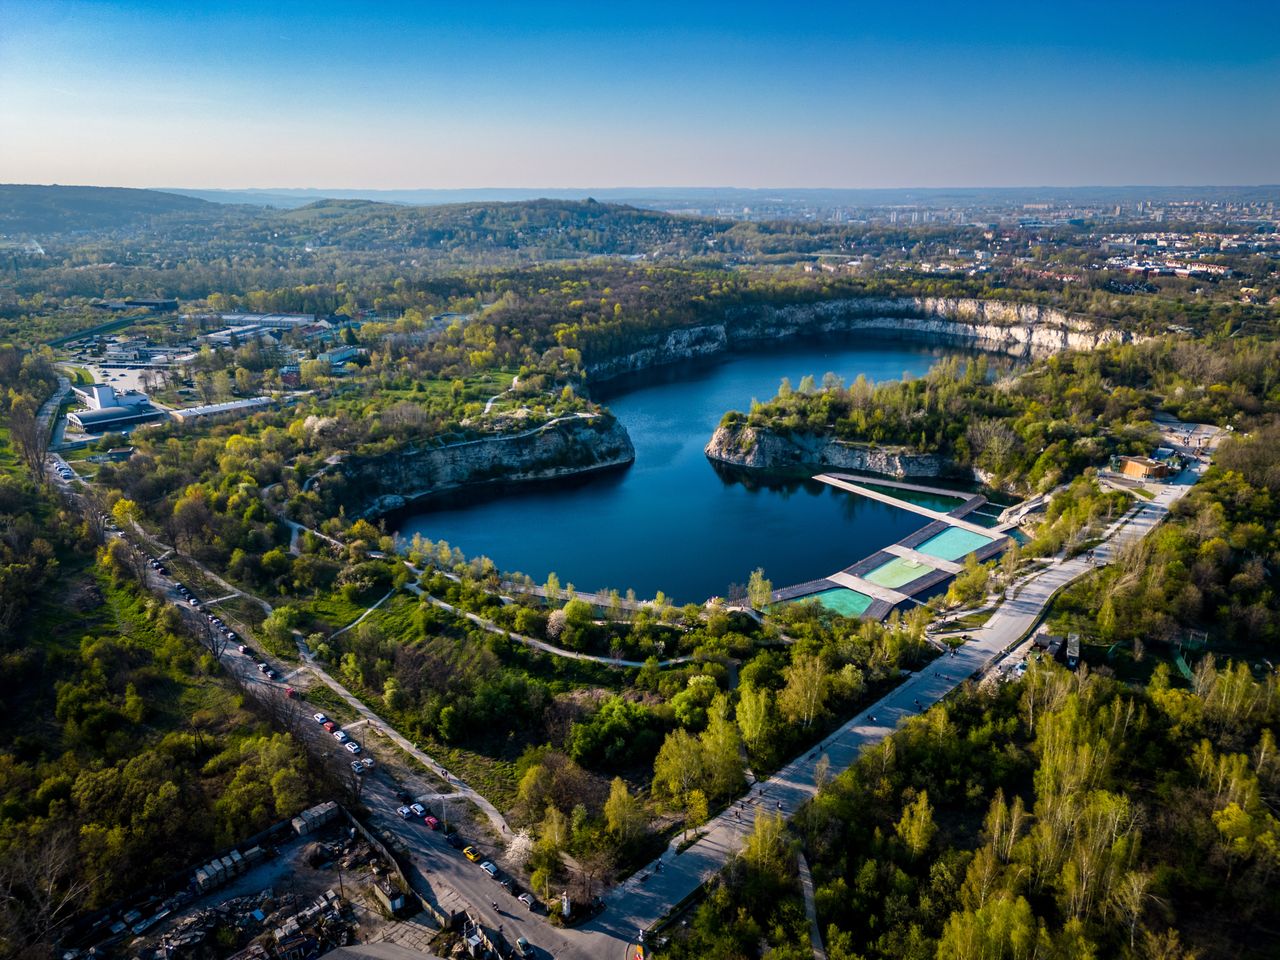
[338,415,634,518]
[586,295,1133,380]
[704,422,957,478]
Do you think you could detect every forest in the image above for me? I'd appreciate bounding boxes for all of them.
[1,186,1279,959]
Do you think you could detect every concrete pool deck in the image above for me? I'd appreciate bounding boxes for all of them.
[883,542,964,574]
[770,475,1017,619]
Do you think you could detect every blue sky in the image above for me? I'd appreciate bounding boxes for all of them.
[1,0,1277,188]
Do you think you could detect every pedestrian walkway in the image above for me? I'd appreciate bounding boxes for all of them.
[797,852,827,960]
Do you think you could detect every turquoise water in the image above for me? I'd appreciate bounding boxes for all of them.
[860,482,966,513]
[916,526,995,562]
[863,555,936,589]
[787,587,874,617]
[396,338,966,602]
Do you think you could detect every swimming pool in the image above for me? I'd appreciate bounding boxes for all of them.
[787,587,874,617]
[863,555,936,590]
[916,527,995,562]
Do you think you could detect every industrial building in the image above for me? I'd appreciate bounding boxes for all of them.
[168,396,275,424]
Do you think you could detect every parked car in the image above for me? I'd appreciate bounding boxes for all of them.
[313,713,329,724]
[463,845,481,862]
[360,757,375,770]
[350,761,364,774]
[333,730,349,743]
[517,893,535,910]
[323,721,337,733]
[515,936,531,957]
[423,814,439,830]
[263,669,276,680]
[409,803,426,818]
[480,861,498,879]
[344,741,361,755]
[397,805,413,820]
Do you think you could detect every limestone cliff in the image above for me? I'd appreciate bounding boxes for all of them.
[704,422,958,478]
[586,295,1133,380]
[332,414,634,518]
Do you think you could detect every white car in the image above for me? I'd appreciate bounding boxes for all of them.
[313,713,329,724]
[397,805,413,819]
[350,760,365,774]
[480,861,498,879]
[409,802,426,818]
[344,741,362,755]
[333,730,349,743]
[360,757,375,770]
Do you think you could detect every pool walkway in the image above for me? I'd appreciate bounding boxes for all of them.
[827,571,911,605]
[815,473,1004,535]
[771,474,1016,620]
[883,543,964,574]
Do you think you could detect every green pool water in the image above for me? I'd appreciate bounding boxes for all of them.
[788,587,874,617]
[864,555,936,589]
[916,526,995,562]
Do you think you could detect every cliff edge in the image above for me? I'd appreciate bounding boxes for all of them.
[704,421,958,478]
[327,414,635,518]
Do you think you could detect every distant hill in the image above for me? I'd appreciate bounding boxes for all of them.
[268,197,724,258]
[0,184,220,234]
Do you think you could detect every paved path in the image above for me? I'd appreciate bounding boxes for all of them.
[797,852,827,960]
[329,588,396,639]
[569,457,1212,956]
[498,581,651,612]
[406,582,694,669]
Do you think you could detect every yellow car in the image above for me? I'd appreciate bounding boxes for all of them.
[463,845,481,862]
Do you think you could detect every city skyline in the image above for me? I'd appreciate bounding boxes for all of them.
[2,0,1278,190]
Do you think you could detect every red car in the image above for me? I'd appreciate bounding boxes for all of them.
[323,721,337,733]
[424,815,440,830]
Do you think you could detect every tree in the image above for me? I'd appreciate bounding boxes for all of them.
[779,653,830,729]
[652,728,706,806]
[737,684,775,760]
[936,895,1041,960]
[700,694,745,799]
[895,790,937,859]
[742,808,789,879]
[685,789,708,842]
[506,830,535,870]
[8,394,50,482]
[604,777,644,847]
[111,498,142,529]
[747,567,773,611]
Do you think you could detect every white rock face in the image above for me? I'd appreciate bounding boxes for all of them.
[340,415,635,518]
[704,424,953,477]
[585,296,1132,379]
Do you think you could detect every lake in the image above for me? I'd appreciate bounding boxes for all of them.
[395,336,966,603]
